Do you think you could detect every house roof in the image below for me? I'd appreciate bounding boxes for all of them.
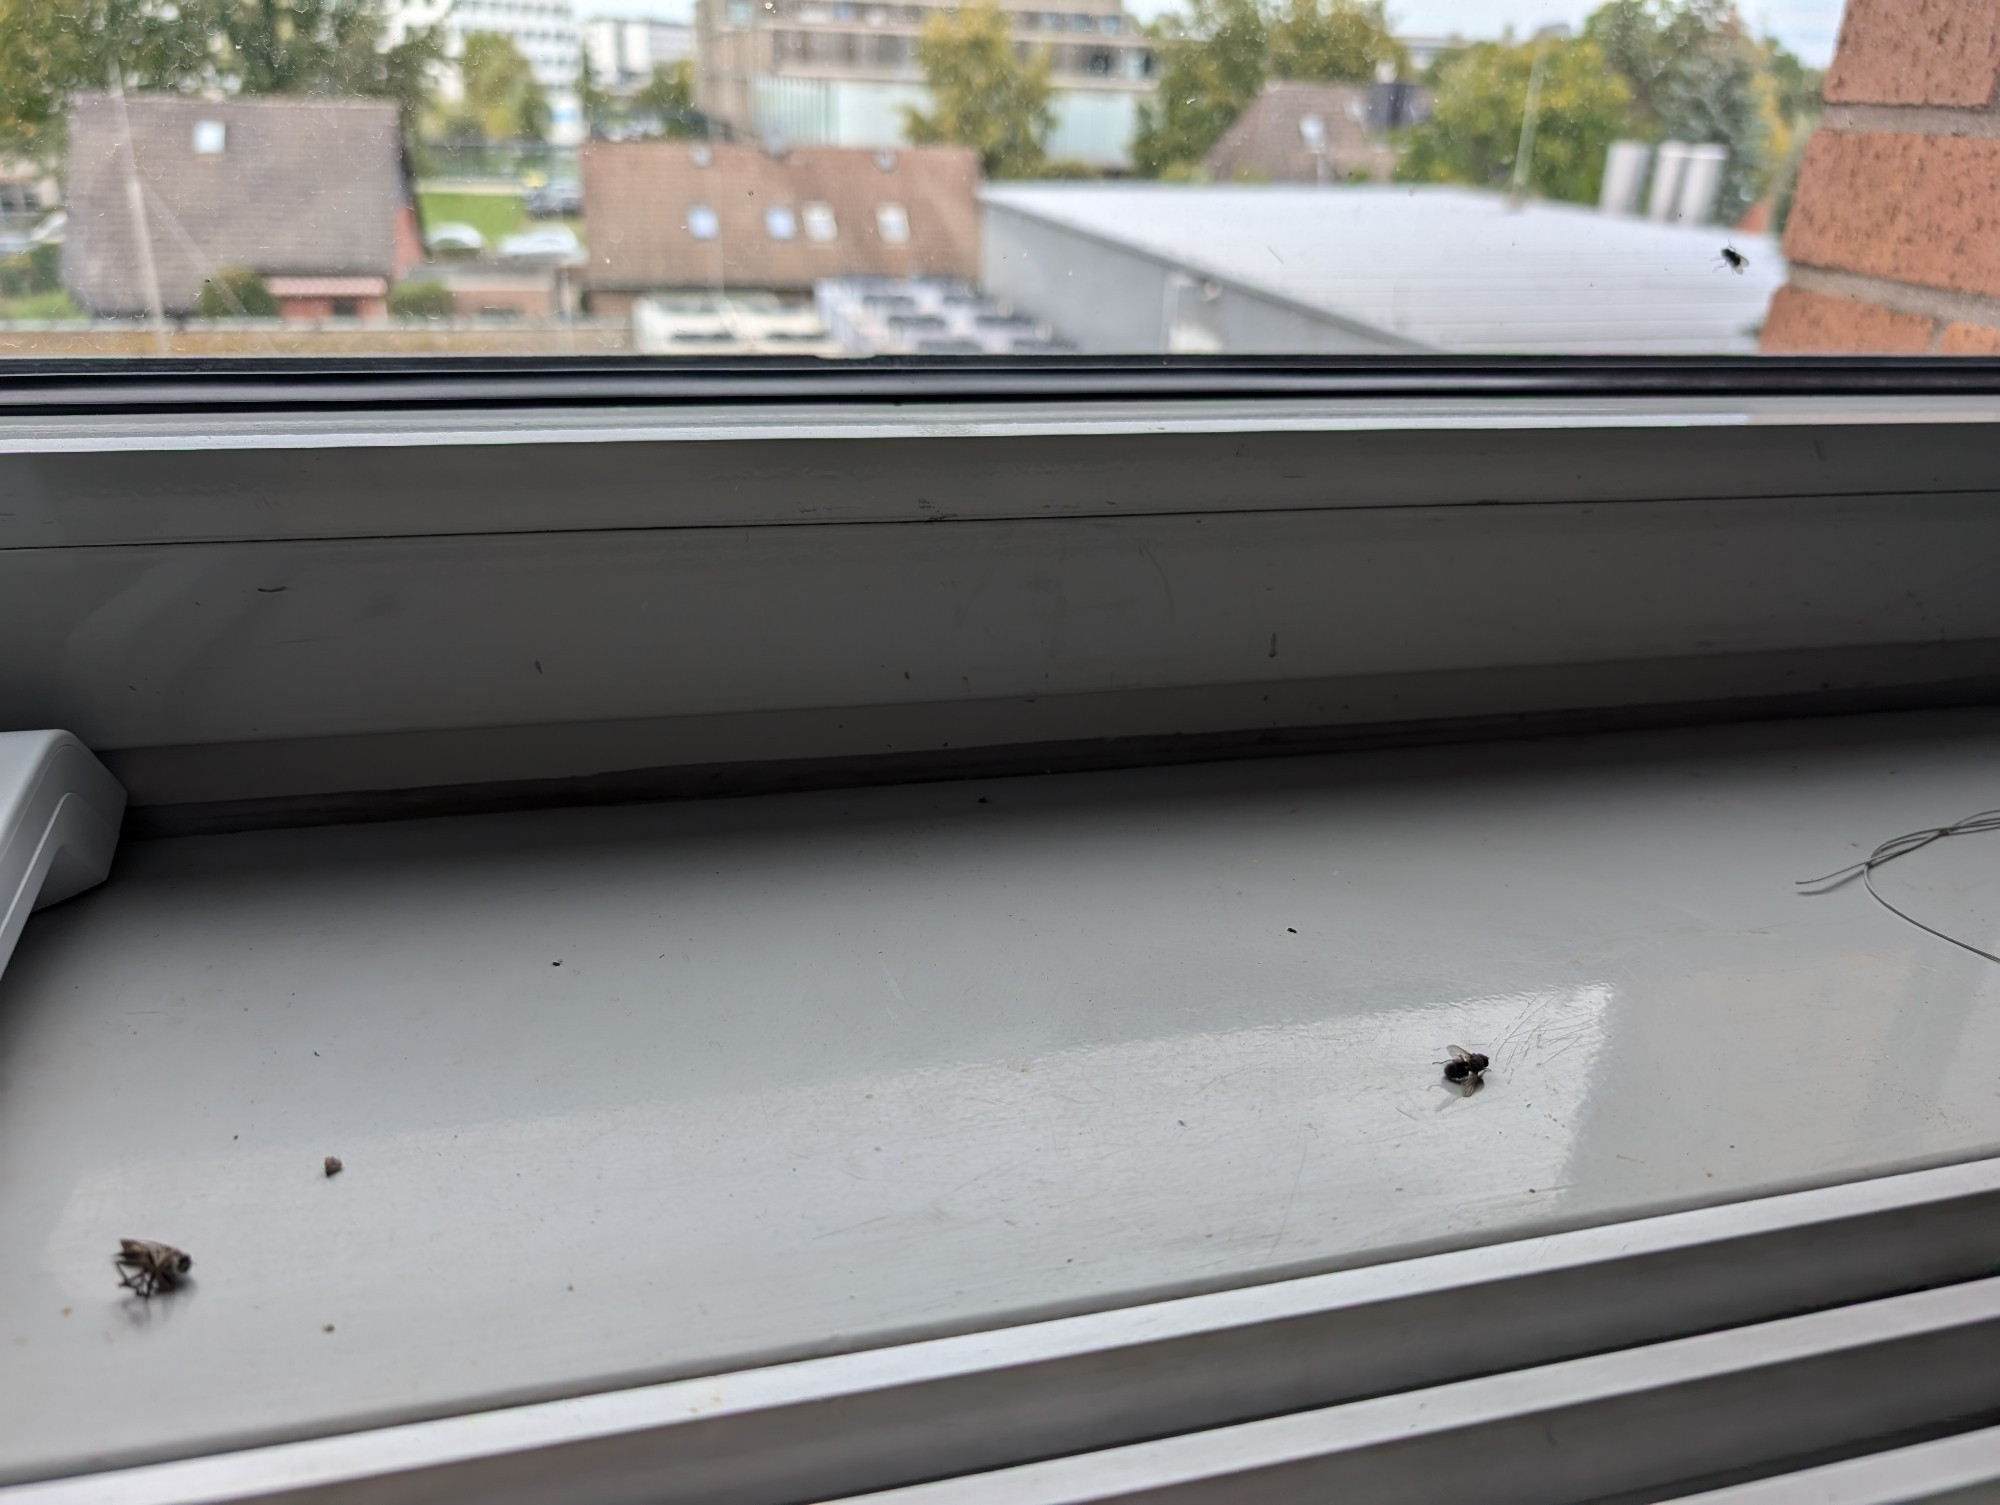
[1203,83,1394,184]
[583,142,980,292]
[980,183,1786,354]
[64,93,402,317]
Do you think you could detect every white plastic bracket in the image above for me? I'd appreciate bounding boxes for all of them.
[0,730,126,983]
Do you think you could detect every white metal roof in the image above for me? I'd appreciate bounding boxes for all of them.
[980,183,1786,354]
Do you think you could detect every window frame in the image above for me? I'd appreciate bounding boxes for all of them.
[0,355,1995,416]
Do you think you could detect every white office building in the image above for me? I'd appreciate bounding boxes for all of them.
[583,16,696,92]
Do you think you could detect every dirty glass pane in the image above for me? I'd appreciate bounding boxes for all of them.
[0,1,1965,359]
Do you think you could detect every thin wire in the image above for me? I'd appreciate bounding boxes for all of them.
[1797,808,2000,966]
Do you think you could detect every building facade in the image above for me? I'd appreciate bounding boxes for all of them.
[1760,0,2000,354]
[583,16,696,92]
[694,0,1152,168]
[388,0,586,144]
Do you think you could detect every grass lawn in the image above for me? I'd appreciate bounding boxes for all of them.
[0,287,81,320]
[418,189,527,248]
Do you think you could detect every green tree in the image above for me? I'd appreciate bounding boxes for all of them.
[1397,36,1631,204]
[904,0,1053,178]
[455,30,548,142]
[388,279,453,319]
[1582,0,1771,223]
[222,0,442,140]
[1755,34,1820,232]
[1131,0,1398,177]
[1759,34,1822,124]
[226,0,381,94]
[372,22,445,142]
[195,266,279,317]
[1130,0,1267,176]
[632,58,702,137]
[0,240,59,296]
[1268,0,1404,85]
[0,0,439,161]
[0,0,216,160]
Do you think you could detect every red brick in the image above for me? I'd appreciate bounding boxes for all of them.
[1826,0,2000,107]
[1760,286,1935,354]
[1938,321,2000,353]
[1784,132,2000,299]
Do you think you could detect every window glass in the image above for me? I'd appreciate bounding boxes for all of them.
[875,202,911,244]
[802,202,838,241]
[1,1,1970,361]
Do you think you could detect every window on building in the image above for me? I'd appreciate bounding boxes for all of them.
[875,202,910,244]
[686,205,719,239]
[1097,13,1119,32]
[192,120,226,154]
[803,202,837,242]
[1087,48,1112,73]
[765,206,798,240]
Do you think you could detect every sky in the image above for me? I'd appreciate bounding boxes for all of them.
[587,0,1847,68]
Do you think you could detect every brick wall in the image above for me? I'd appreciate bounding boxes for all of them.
[1762,0,2000,353]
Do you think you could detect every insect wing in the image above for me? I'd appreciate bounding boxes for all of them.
[1447,1045,1473,1063]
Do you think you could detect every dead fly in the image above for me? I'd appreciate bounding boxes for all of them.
[1440,1045,1490,1092]
[114,1239,192,1299]
[1716,245,1749,275]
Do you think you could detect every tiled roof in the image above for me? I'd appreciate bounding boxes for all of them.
[583,141,979,292]
[1203,83,1395,184]
[65,93,402,316]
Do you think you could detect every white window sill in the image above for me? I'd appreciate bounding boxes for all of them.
[7,707,2000,1484]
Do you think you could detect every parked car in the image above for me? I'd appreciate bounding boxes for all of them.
[524,179,583,218]
[498,225,583,265]
[424,222,485,257]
